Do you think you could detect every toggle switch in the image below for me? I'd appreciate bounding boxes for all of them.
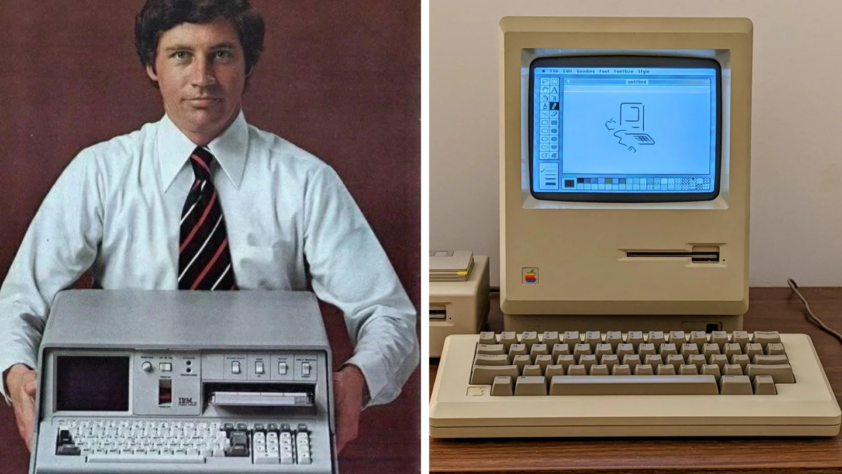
[232,361,241,374]
[255,361,265,375]
[279,362,288,375]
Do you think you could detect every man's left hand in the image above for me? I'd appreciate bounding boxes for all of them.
[333,365,366,453]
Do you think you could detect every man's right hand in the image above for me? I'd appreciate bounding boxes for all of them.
[4,364,38,452]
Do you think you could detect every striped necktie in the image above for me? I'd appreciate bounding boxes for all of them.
[178,147,237,290]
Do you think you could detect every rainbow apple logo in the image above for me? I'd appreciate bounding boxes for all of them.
[524,268,538,283]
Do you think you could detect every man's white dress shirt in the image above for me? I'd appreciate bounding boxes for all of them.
[0,112,419,405]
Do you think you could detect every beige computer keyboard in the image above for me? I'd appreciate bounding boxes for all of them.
[430,330,842,438]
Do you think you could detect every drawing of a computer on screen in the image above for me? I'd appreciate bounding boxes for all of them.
[605,103,656,153]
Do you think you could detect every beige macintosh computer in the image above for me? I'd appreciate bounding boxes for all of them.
[430,16,842,438]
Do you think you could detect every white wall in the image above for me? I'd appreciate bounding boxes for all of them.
[431,0,842,287]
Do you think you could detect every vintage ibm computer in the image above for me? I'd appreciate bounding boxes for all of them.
[30,290,337,473]
[430,16,841,437]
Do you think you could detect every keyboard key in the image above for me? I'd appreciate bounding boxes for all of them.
[753,375,777,395]
[752,354,789,365]
[87,454,205,463]
[668,331,686,344]
[723,343,741,358]
[590,365,609,376]
[723,364,743,376]
[765,343,786,356]
[545,365,565,381]
[719,375,753,395]
[563,331,580,344]
[656,364,676,375]
[567,365,587,376]
[573,343,591,357]
[474,354,509,366]
[701,364,721,381]
[594,344,613,358]
[477,344,505,355]
[644,354,663,366]
[703,343,721,357]
[660,343,678,357]
[534,354,553,370]
[634,364,654,376]
[648,331,665,347]
[680,343,700,356]
[745,343,763,359]
[746,364,795,384]
[638,343,656,358]
[479,332,496,345]
[509,344,527,357]
[711,331,729,348]
[612,364,632,375]
[616,343,634,360]
[530,344,549,357]
[709,354,728,370]
[491,376,513,396]
[551,344,570,357]
[679,364,699,375]
[522,365,542,377]
[548,375,719,395]
[471,365,519,385]
[542,331,560,346]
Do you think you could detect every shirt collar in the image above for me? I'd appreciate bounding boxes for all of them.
[157,111,249,192]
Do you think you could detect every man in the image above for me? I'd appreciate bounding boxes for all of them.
[0,0,418,455]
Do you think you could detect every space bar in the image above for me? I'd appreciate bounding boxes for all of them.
[87,454,205,464]
[549,375,720,395]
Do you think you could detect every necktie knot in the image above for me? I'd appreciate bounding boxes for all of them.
[189,147,214,181]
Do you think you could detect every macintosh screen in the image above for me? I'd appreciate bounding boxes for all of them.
[529,56,721,202]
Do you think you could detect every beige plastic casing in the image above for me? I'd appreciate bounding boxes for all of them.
[430,256,491,358]
[429,334,842,438]
[499,17,753,332]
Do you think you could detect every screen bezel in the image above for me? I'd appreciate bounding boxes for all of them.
[528,55,723,203]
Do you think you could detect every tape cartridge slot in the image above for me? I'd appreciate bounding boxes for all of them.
[203,382,316,416]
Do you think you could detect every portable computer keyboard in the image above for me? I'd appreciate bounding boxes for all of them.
[430,330,842,437]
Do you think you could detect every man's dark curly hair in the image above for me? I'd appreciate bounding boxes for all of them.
[135,0,265,76]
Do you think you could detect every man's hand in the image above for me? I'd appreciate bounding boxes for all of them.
[4,364,38,452]
[333,365,366,453]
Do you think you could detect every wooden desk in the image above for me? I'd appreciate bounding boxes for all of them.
[430,288,842,474]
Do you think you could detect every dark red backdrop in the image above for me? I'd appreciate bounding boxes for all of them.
[0,1,420,472]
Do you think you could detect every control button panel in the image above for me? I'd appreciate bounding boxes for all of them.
[223,355,248,381]
[295,355,318,381]
[248,355,270,380]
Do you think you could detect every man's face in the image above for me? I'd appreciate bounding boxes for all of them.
[146,18,246,144]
